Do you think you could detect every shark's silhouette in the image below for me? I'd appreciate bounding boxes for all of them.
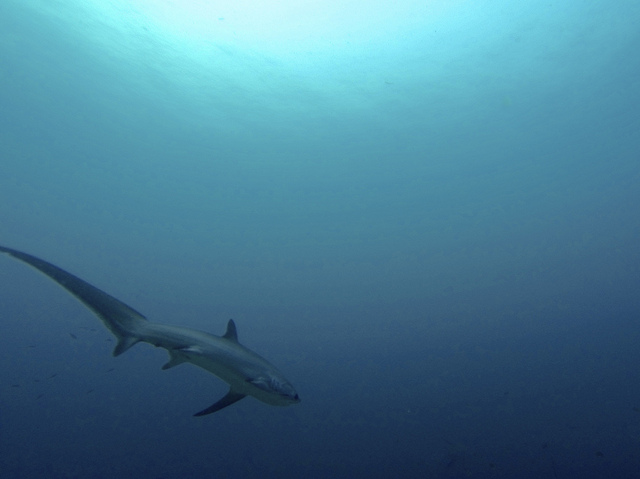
[0,245,300,416]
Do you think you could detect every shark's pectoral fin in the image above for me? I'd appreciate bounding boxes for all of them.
[162,350,188,370]
[193,389,246,417]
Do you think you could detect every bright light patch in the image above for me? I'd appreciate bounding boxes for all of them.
[22,0,462,69]
[17,0,477,118]
[126,0,452,51]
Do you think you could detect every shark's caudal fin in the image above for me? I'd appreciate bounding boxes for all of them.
[0,245,146,356]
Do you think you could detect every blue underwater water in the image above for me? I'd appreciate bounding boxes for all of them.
[1,0,640,477]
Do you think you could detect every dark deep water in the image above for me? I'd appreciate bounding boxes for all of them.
[1,0,640,477]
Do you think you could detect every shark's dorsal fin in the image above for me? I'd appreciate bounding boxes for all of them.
[223,319,238,342]
[193,389,246,416]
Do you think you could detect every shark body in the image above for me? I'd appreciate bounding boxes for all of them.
[0,245,300,416]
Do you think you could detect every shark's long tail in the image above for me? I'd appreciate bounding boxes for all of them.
[0,245,147,356]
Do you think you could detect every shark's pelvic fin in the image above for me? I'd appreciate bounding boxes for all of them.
[113,336,141,357]
[162,350,188,370]
[193,389,246,416]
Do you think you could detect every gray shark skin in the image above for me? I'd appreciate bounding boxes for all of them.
[0,245,300,416]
